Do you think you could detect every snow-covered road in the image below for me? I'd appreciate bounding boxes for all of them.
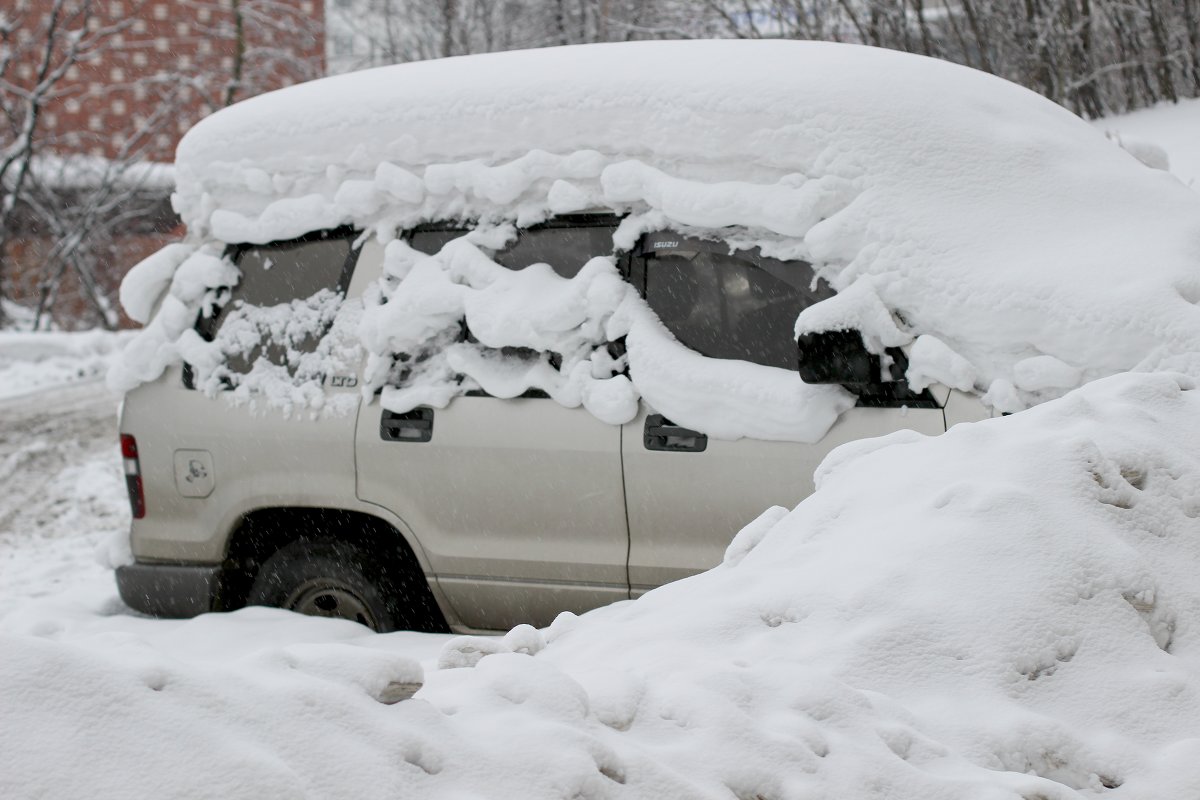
[0,380,127,618]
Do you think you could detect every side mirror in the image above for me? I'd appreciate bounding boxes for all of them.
[796,329,880,385]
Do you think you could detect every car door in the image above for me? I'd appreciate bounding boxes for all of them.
[354,218,631,630]
[621,233,947,592]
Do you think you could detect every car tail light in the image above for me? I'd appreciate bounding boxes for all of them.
[120,434,145,519]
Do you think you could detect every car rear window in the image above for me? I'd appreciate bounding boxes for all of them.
[196,231,358,383]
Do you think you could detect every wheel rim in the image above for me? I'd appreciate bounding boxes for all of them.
[284,578,378,629]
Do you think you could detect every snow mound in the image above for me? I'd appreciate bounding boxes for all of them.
[517,371,1200,798]
[115,40,1200,428]
[0,330,132,400]
[1094,98,1200,186]
[6,373,1200,797]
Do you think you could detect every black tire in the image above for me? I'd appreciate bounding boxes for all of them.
[248,537,446,633]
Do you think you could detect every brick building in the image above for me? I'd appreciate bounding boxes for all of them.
[3,0,326,327]
[18,0,326,163]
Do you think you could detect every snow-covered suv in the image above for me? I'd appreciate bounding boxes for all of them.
[113,38,1181,633]
[113,211,985,632]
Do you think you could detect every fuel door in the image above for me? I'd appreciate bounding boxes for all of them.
[173,450,215,498]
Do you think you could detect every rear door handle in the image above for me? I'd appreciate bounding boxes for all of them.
[644,414,707,452]
[380,408,434,442]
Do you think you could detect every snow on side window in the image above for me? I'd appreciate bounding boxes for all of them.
[189,234,359,402]
[366,221,635,421]
[357,220,856,442]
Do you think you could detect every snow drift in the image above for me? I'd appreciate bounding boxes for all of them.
[0,329,131,400]
[6,371,1200,798]
[110,40,1200,436]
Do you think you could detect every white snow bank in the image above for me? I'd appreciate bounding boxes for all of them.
[115,40,1200,431]
[7,372,1200,797]
[504,371,1200,798]
[1094,96,1200,187]
[0,330,132,400]
[0,615,428,799]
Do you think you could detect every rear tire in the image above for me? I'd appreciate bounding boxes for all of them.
[248,538,445,633]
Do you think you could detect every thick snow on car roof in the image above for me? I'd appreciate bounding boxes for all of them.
[115,40,1200,433]
[162,40,1200,413]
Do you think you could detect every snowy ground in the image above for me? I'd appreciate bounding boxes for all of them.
[0,380,126,611]
[1095,97,1200,187]
[0,329,131,401]
[6,357,1200,798]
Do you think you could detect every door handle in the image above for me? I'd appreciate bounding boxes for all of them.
[380,408,434,442]
[644,414,707,453]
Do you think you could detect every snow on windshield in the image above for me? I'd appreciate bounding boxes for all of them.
[110,39,1200,434]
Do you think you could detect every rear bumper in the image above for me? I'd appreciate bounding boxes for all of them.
[116,562,225,618]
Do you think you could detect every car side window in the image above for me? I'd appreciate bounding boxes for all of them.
[404,220,622,399]
[198,231,358,381]
[640,233,833,370]
[407,229,462,258]
[491,225,616,278]
[408,221,618,279]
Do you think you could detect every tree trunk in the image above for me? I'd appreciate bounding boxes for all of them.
[442,0,457,57]
[1183,0,1200,94]
[910,0,934,57]
[1145,0,1178,103]
[224,0,246,106]
[960,0,995,74]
